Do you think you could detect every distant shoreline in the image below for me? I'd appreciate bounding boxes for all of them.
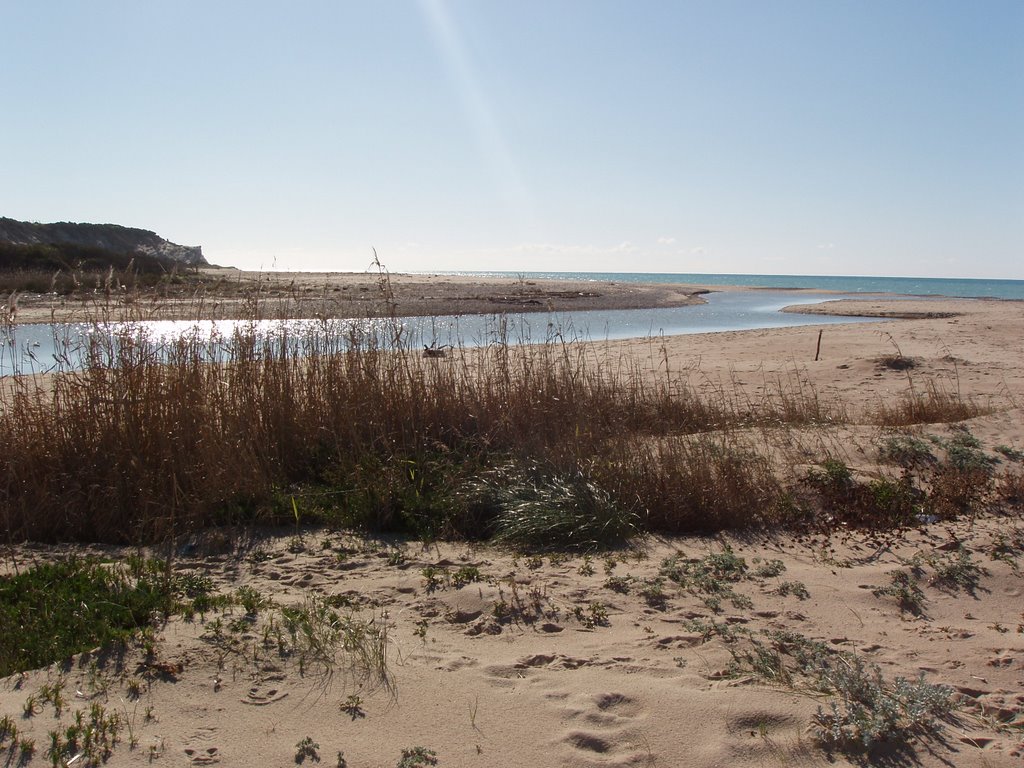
[7,269,714,324]
[7,268,1009,326]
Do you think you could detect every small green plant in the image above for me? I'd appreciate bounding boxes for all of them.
[752,559,786,578]
[946,430,998,474]
[420,567,445,594]
[237,586,270,615]
[295,736,321,764]
[470,463,639,551]
[577,557,595,577]
[924,548,984,594]
[775,581,810,599]
[46,729,64,767]
[22,694,40,718]
[397,746,438,767]
[872,570,926,615]
[0,714,16,744]
[730,630,955,749]
[386,548,407,567]
[603,575,631,594]
[573,602,610,628]
[807,459,854,494]
[661,546,752,613]
[449,566,482,589]
[879,434,936,468]
[19,738,35,761]
[413,618,429,640]
[994,444,1024,462]
[39,680,66,715]
[638,579,668,609]
[341,694,365,721]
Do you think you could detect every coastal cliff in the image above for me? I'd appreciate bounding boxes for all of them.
[0,217,207,266]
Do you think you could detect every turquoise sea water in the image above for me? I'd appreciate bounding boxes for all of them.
[434,271,1024,300]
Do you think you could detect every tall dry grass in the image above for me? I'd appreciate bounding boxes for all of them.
[0,292,1001,545]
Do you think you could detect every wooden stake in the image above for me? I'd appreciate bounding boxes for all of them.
[814,329,823,361]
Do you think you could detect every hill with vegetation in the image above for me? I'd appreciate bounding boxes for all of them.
[0,217,206,268]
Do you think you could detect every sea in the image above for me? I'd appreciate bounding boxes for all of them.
[2,272,1021,376]
[430,271,1024,301]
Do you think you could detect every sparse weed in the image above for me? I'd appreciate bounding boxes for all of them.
[872,570,926,615]
[237,585,271,615]
[421,567,445,594]
[279,595,392,690]
[872,381,987,426]
[988,531,1022,570]
[340,694,365,721]
[879,433,936,468]
[752,559,786,578]
[638,579,668,609]
[730,630,955,749]
[994,444,1024,462]
[660,546,752,614]
[449,566,482,589]
[603,575,632,594]
[775,581,810,599]
[295,736,321,764]
[923,547,985,594]
[397,746,438,767]
[573,602,610,628]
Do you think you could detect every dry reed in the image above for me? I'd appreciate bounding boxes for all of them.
[0,292,1001,545]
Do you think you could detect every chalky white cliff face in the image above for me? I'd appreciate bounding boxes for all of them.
[0,217,207,266]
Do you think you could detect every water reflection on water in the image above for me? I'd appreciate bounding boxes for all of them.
[0,291,881,376]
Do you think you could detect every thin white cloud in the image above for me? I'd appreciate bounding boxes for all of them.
[657,236,677,245]
[499,241,640,256]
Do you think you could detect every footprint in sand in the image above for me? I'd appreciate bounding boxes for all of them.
[184,746,221,765]
[554,691,649,764]
[184,727,221,764]
[241,683,289,705]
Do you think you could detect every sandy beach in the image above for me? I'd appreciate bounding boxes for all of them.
[8,268,711,325]
[2,277,1023,767]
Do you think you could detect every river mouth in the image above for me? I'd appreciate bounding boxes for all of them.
[0,291,881,376]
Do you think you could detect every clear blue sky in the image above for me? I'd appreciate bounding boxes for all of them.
[2,1,1022,278]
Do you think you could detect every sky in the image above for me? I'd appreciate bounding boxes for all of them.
[2,1,1022,279]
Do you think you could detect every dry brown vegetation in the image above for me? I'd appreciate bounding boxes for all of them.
[1,282,1009,550]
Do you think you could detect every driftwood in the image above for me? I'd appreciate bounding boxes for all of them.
[422,344,451,359]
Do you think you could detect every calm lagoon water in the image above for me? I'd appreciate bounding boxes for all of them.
[1,290,883,376]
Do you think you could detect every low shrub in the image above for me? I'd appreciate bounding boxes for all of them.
[0,558,173,677]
